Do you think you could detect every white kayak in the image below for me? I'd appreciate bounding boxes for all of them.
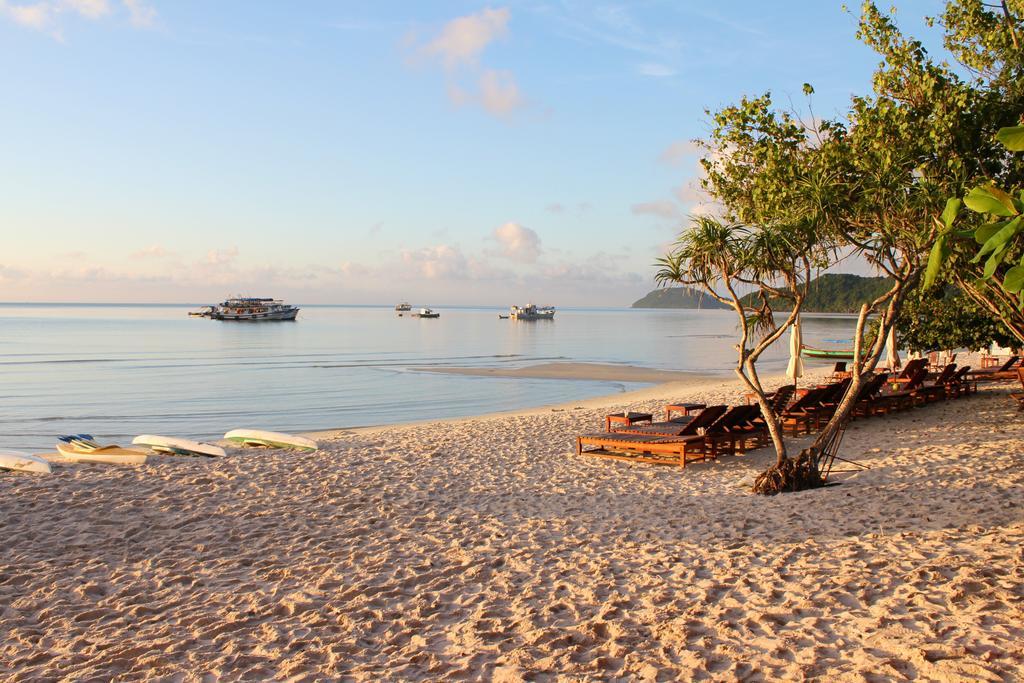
[132,434,225,458]
[0,450,52,474]
[223,429,318,452]
[55,442,149,465]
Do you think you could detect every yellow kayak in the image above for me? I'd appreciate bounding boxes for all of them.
[55,442,149,465]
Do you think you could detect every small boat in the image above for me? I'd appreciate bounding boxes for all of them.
[0,450,52,474]
[498,314,509,319]
[395,302,412,312]
[801,345,855,360]
[198,297,299,321]
[509,304,555,320]
[188,306,215,318]
[223,429,318,452]
[412,307,440,319]
[132,435,226,458]
[56,436,148,465]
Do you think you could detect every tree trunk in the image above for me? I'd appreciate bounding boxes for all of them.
[810,279,912,462]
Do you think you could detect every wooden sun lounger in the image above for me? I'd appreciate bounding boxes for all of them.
[613,405,728,437]
[946,366,976,398]
[968,356,1020,381]
[850,373,890,418]
[915,364,958,404]
[1010,368,1024,411]
[578,405,757,467]
[868,368,928,415]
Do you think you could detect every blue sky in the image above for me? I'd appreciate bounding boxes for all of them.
[0,1,938,304]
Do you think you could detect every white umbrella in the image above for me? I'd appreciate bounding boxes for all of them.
[886,325,901,372]
[786,317,804,383]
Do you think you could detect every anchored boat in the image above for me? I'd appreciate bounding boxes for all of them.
[509,304,555,320]
[412,307,440,318]
[201,297,299,321]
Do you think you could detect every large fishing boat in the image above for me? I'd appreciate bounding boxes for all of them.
[205,297,299,321]
[509,304,555,320]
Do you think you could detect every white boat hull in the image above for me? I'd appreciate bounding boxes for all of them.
[224,429,318,452]
[133,435,226,458]
[0,450,52,474]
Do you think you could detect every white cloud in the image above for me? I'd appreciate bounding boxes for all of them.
[131,244,174,259]
[658,140,698,165]
[423,7,509,68]
[400,244,470,280]
[447,69,524,116]
[413,7,530,121]
[64,0,108,18]
[546,203,564,214]
[489,222,541,263]
[631,200,679,220]
[638,62,675,77]
[0,0,153,34]
[122,0,154,27]
[478,69,523,115]
[205,247,239,266]
[1,1,53,29]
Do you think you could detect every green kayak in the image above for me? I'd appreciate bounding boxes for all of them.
[801,345,855,360]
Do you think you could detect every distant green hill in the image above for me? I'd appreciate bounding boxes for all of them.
[630,286,730,310]
[633,274,893,313]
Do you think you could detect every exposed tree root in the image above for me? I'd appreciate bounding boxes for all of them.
[752,448,824,495]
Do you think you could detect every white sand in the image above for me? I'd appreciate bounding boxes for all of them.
[1,370,1022,680]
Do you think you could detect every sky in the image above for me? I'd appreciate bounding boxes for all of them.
[0,0,941,305]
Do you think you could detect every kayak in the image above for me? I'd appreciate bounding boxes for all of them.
[223,429,318,452]
[801,345,855,360]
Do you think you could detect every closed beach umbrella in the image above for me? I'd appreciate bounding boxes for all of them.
[886,325,901,372]
[787,317,804,383]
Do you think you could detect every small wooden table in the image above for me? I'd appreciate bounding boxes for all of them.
[664,403,706,421]
[605,412,653,432]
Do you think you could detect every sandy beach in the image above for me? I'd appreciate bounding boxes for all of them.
[2,369,1023,681]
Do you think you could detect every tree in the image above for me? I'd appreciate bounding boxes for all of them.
[661,1,1017,493]
[657,216,822,490]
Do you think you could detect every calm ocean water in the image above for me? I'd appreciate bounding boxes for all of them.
[0,304,857,451]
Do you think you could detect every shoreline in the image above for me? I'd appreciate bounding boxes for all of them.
[304,367,812,440]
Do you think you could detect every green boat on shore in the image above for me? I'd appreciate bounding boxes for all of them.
[801,345,855,360]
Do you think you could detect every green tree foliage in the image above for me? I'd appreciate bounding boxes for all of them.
[926,125,1024,342]
[897,288,1018,352]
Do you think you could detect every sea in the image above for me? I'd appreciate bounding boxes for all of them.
[0,304,858,452]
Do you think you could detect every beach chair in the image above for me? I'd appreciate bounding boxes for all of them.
[868,368,928,415]
[800,378,852,431]
[915,364,958,404]
[850,373,890,418]
[945,366,975,398]
[687,405,768,458]
[780,385,834,436]
[1010,368,1024,411]
[577,405,731,467]
[889,358,929,389]
[968,355,1021,382]
[612,404,728,437]
[830,362,851,382]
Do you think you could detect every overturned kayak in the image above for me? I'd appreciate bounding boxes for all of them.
[133,434,225,458]
[55,442,149,465]
[0,450,52,474]
[223,429,318,452]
